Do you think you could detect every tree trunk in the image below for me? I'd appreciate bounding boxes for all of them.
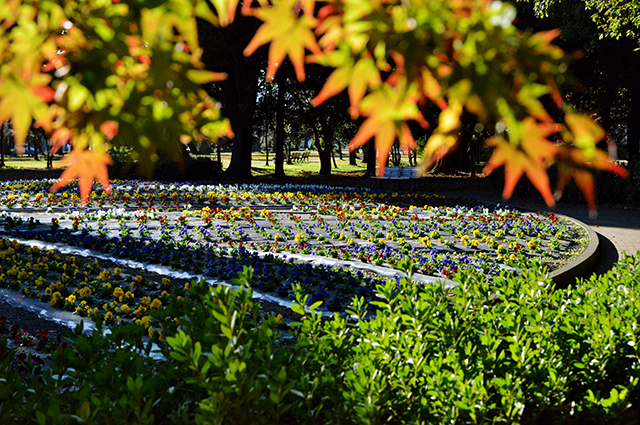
[312,125,332,176]
[226,118,254,178]
[628,72,640,162]
[197,15,264,179]
[0,124,5,168]
[33,138,39,161]
[349,149,357,166]
[318,115,334,175]
[274,73,286,177]
[364,140,376,177]
[461,111,477,177]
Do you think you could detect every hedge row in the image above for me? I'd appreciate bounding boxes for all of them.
[3,256,640,424]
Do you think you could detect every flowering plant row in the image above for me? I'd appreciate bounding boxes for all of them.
[0,180,450,210]
[22,202,581,278]
[0,239,178,334]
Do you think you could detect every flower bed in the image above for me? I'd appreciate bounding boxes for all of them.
[0,180,587,319]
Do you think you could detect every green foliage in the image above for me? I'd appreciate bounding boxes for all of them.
[525,0,640,45]
[0,320,203,424]
[7,257,640,423]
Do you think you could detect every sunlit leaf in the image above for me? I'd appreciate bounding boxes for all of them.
[186,69,227,84]
[312,52,382,118]
[348,81,425,174]
[554,148,628,212]
[0,74,53,147]
[244,0,321,81]
[209,0,239,27]
[50,148,113,204]
[483,126,558,207]
[565,113,605,153]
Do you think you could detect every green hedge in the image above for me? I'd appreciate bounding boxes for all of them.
[4,257,640,424]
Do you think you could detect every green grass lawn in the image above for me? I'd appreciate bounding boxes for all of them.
[0,156,66,170]
[2,150,419,178]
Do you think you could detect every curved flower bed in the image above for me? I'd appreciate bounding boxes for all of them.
[0,180,588,321]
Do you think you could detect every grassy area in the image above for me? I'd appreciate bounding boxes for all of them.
[218,150,416,177]
[0,156,66,170]
[2,150,418,178]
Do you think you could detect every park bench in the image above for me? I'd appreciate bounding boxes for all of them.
[288,151,311,163]
[370,166,421,191]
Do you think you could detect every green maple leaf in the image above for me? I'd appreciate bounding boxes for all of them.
[0,74,54,148]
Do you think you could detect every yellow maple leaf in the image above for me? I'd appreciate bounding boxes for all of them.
[243,0,321,81]
[0,73,53,148]
[50,148,113,204]
[209,0,239,27]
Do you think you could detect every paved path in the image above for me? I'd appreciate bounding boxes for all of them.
[436,190,640,277]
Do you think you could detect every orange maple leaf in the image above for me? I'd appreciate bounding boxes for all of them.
[483,119,560,207]
[50,149,113,204]
[554,148,628,214]
[311,52,382,118]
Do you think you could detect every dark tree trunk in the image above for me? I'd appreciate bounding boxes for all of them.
[364,140,376,177]
[33,139,39,161]
[197,15,264,179]
[628,72,640,162]
[317,115,334,175]
[223,59,260,178]
[349,149,357,166]
[312,125,332,176]
[263,121,270,166]
[226,115,255,177]
[0,124,4,168]
[461,111,477,177]
[274,73,286,177]
[46,140,53,169]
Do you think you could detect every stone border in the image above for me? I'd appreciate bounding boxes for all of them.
[548,214,599,287]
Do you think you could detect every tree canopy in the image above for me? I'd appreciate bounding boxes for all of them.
[524,0,640,45]
[0,0,627,210]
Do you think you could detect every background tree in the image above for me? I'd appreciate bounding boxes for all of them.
[518,0,640,162]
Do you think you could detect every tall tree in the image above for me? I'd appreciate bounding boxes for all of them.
[197,6,266,179]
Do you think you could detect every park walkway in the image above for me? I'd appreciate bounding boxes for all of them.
[437,190,640,277]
